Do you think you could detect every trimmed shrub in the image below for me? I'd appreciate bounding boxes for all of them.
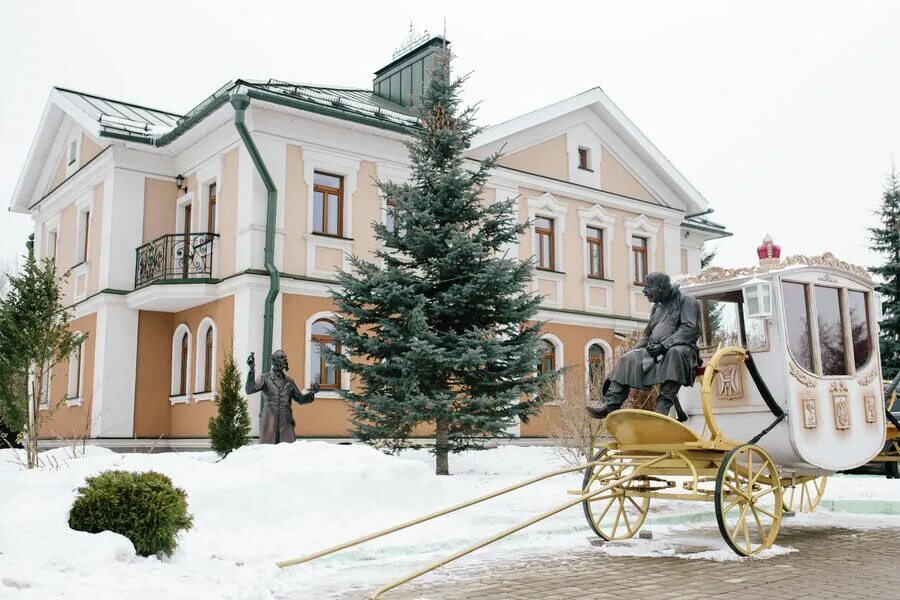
[68,470,194,557]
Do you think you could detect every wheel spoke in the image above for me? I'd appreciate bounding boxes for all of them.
[754,504,778,519]
[751,504,768,541]
[753,487,776,501]
[595,496,616,524]
[611,497,625,537]
[731,504,749,540]
[626,496,643,512]
[742,517,751,552]
[621,498,633,534]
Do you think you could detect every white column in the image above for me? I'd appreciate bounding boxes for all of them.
[101,170,145,290]
[663,221,682,277]
[234,113,268,272]
[90,299,138,437]
[232,281,269,436]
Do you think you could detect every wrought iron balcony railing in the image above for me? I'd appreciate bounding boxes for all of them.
[134,232,219,288]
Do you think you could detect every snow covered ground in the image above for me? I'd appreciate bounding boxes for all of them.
[1,442,899,600]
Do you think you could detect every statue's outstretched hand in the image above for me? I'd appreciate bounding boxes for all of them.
[309,380,321,395]
[247,352,256,369]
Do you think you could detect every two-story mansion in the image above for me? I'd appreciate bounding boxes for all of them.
[11,35,728,446]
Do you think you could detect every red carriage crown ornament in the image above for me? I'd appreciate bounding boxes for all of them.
[756,234,781,267]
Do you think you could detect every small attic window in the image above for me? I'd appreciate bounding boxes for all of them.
[577,147,591,171]
[67,139,78,166]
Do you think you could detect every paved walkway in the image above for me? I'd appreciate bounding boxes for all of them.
[337,525,899,600]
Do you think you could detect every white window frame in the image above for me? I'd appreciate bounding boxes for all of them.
[304,311,350,398]
[175,191,195,235]
[36,361,51,410]
[527,193,568,307]
[578,204,616,312]
[538,333,564,404]
[194,317,218,401]
[584,338,613,401]
[303,149,359,279]
[624,214,659,317]
[44,216,60,264]
[65,133,82,177]
[66,334,85,407]
[74,194,93,266]
[195,158,222,235]
[171,323,192,403]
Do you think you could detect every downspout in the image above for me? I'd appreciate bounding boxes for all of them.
[230,94,279,375]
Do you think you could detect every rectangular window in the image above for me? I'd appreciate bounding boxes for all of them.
[586,227,604,278]
[848,290,872,369]
[578,147,591,171]
[76,210,90,264]
[385,197,397,235]
[783,282,814,372]
[313,172,343,236]
[534,217,555,270]
[207,182,217,233]
[47,230,58,263]
[632,236,648,284]
[815,285,849,376]
[68,139,77,166]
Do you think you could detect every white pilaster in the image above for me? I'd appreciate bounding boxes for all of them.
[232,281,269,435]
[90,300,138,437]
[101,169,145,290]
[235,112,267,272]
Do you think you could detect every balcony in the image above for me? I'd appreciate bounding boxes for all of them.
[134,232,219,288]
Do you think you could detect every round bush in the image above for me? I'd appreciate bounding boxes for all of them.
[68,470,194,557]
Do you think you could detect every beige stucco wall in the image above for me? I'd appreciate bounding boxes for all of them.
[57,204,77,303]
[133,296,235,438]
[38,312,97,438]
[81,134,102,165]
[283,145,306,274]
[516,186,665,315]
[600,148,657,204]
[142,177,178,243]
[48,152,67,193]
[352,160,380,262]
[499,135,568,181]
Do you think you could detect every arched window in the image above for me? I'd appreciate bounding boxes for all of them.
[196,318,217,395]
[587,343,606,402]
[538,339,556,376]
[171,324,191,399]
[180,332,189,396]
[310,319,340,389]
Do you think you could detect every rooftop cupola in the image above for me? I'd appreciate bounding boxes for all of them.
[373,25,449,107]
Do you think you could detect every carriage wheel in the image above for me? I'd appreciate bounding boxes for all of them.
[715,444,783,556]
[783,476,828,513]
[582,449,650,541]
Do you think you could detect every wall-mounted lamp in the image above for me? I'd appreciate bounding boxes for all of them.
[175,174,187,194]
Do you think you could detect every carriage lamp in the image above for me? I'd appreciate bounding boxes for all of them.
[742,278,773,319]
[175,174,187,194]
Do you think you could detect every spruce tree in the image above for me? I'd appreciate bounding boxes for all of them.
[328,48,545,475]
[208,353,251,457]
[870,170,900,378]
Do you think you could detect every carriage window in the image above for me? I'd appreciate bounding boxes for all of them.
[815,285,848,376]
[848,290,871,369]
[700,299,743,348]
[783,282,814,372]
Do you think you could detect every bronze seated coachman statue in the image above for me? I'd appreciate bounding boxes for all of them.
[586,272,700,422]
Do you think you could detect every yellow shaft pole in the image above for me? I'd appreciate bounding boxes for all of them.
[276,460,598,568]
[368,454,668,600]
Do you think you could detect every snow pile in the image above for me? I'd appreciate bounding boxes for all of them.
[1,443,899,599]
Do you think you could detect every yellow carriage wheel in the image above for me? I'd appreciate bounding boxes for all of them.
[714,444,783,556]
[581,449,650,541]
[783,476,828,513]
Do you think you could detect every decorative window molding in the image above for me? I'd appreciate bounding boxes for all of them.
[194,157,222,235]
[304,311,351,398]
[175,192,194,234]
[65,133,82,178]
[195,317,217,398]
[303,149,360,278]
[538,333,564,403]
[579,204,615,312]
[66,333,85,406]
[584,339,613,402]
[624,214,659,317]
[527,193,568,307]
[170,323,192,403]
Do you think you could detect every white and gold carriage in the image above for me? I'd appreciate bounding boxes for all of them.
[279,243,894,598]
[582,245,887,557]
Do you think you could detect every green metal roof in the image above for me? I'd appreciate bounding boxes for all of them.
[56,87,182,137]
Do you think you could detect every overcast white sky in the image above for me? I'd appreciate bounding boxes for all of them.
[1,0,898,272]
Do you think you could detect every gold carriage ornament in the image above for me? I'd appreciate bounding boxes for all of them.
[277,236,896,600]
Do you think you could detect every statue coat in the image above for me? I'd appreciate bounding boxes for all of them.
[609,286,701,390]
[245,369,315,444]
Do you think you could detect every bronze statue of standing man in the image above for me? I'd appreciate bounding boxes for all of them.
[246,350,319,444]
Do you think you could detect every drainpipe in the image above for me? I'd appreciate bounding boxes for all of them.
[231,94,279,376]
